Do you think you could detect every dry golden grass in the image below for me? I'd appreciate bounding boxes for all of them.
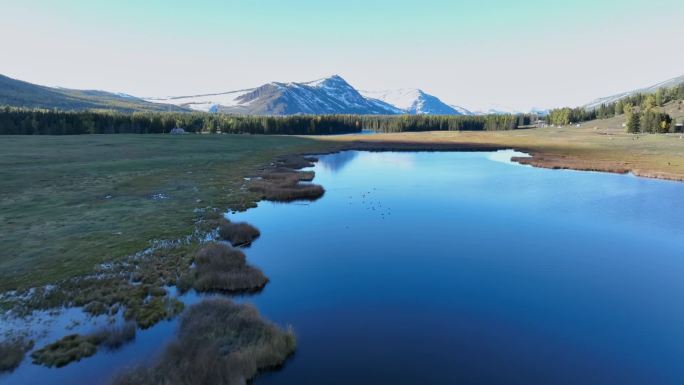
[193,243,268,293]
[218,218,261,247]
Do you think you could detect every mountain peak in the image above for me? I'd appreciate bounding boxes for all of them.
[145,75,469,116]
[307,74,350,88]
[359,88,469,115]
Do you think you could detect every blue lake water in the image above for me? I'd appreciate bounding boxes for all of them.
[2,150,684,385]
[236,150,684,385]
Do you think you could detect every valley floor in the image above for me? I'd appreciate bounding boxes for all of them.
[3,123,684,294]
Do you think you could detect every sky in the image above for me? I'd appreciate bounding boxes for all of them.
[2,0,683,111]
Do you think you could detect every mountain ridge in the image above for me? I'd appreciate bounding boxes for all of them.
[0,74,188,113]
[3,72,682,116]
[584,74,684,110]
[148,75,470,116]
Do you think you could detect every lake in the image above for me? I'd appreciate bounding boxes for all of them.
[3,150,684,385]
[238,150,684,385]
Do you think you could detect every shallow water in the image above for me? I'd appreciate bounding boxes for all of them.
[3,150,684,385]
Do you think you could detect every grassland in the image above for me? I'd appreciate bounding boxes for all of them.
[0,134,332,292]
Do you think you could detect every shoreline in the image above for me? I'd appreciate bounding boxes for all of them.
[317,130,684,182]
[0,150,325,383]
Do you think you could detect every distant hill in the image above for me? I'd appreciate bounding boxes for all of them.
[148,75,471,116]
[584,74,684,110]
[0,74,188,113]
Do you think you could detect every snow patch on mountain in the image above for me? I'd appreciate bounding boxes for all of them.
[146,89,253,112]
[359,89,423,111]
[147,75,469,115]
[360,88,470,115]
[448,104,473,115]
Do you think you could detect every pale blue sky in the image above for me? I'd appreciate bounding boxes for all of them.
[2,0,682,110]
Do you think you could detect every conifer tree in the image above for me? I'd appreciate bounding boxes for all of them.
[625,104,640,133]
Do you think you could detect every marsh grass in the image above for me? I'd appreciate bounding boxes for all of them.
[246,154,325,202]
[275,154,317,169]
[1,146,324,330]
[124,296,185,329]
[6,241,198,324]
[92,323,136,350]
[31,334,99,368]
[249,170,325,202]
[111,299,296,385]
[0,338,33,372]
[218,219,260,247]
[193,243,268,293]
[31,323,138,368]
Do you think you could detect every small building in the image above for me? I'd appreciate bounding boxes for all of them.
[169,127,186,135]
[675,123,684,133]
[533,119,548,128]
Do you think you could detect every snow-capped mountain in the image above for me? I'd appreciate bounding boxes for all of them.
[359,88,470,115]
[471,107,548,116]
[449,104,473,115]
[147,75,468,116]
[472,108,517,116]
[583,74,684,110]
[529,107,550,116]
[147,75,401,115]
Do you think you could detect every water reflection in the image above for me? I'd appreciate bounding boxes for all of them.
[314,151,358,173]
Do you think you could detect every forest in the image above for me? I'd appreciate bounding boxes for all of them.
[0,108,533,135]
[547,83,684,133]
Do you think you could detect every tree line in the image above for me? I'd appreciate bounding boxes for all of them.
[359,114,532,132]
[547,83,684,132]
[0,107,534,135]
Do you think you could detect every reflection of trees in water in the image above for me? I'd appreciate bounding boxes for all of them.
[317,151,358,173]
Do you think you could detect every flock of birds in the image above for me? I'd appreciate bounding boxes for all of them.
[346,187,393,220]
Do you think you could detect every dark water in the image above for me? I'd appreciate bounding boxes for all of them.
[3,150,684,385]
[232,150,684,385]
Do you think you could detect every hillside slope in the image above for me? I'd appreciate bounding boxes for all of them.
[584,74,684,109]
[0,74,188,112]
